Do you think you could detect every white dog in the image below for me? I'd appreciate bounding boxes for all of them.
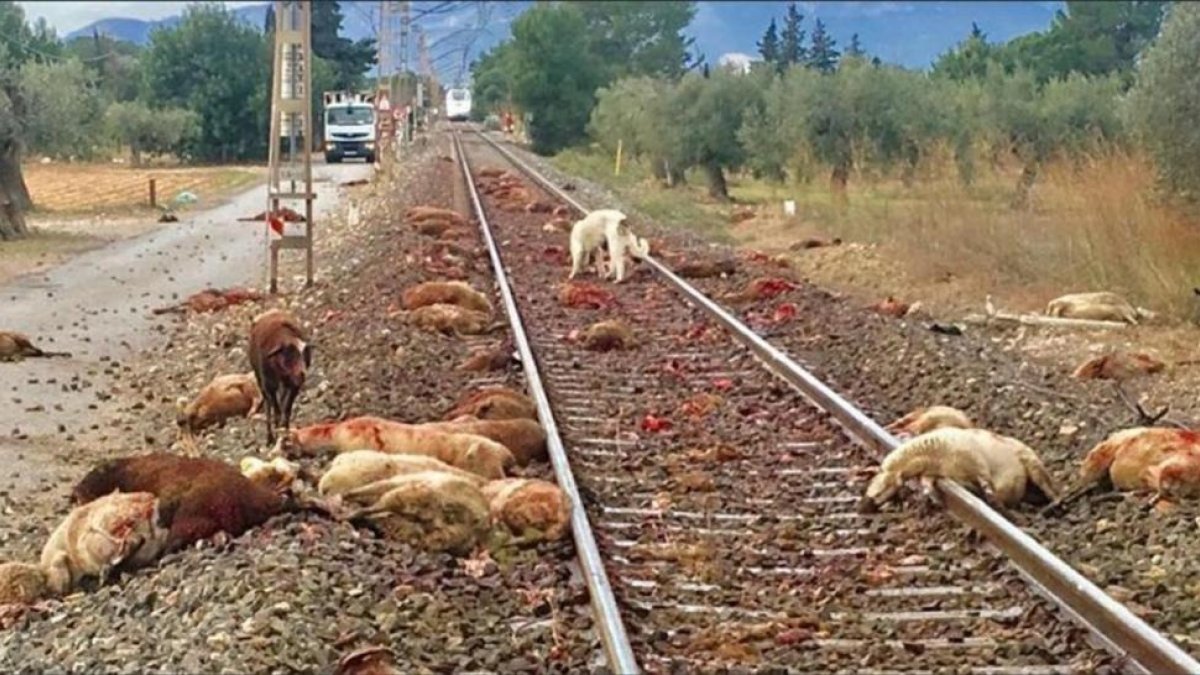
[568,209,649,283]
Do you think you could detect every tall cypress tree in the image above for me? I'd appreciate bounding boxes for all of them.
[757,18,780,65]
[807,18,839,72]
[779,3,806,67]
[845,33,864,58]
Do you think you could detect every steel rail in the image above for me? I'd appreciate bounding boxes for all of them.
[472,129,1200,675]
[451,131,640,675]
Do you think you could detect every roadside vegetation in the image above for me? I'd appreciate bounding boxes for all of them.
[474,1,1200,319]
[0,2,375,240]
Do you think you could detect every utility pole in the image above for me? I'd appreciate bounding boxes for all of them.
[265,0,314,293]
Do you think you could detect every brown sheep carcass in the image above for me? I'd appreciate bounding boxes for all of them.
[407,304,497,336]
[71,453,292,553]
[0,331,70,360]
[445,386,537,421]
[401,281,493,314]
[1072,351,1165,381]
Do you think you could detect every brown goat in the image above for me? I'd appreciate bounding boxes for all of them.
[401,281,493,314]
[176,372,262,449]
[445,386,537,421]
[248,309,312,445]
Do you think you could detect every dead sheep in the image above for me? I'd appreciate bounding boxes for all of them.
[871,296,911,318]
[318,451,487,498]
[725,277,797,304]
[41,491,169,596]
[456,339,515,373]
[1045,291,1144,324]
[1054,428,1200,509]
[285,417,514,479]
[860,428,1060,512]
[416,417,547,465]
[336,645,400,675]
[239,456,300,493]
[885,405,974,439]
[445,386,537,421]
[1072,350,1165,381]
[0,562,49,605]
[177,372,262,446]
[576,319,636,352]
[346,471,492,555]
[401,280,493,314]
[152,287,264,316]
[674,258,738,279]
[557,281,618,310]
[482,478,570,543]
[71,453,303,552]
[0,331,71,360]
[407,303,498,336]
[405,206,468,229]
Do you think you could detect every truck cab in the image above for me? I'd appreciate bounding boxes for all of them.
[323,91,376,163]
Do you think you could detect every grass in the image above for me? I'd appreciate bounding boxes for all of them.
[21,162,264,216]
[552,148,734,243]
[553,146,1200,321]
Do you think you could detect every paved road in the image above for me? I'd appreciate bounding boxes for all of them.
[0,160,371,442]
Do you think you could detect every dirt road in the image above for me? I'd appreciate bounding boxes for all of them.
[0,161,370,480]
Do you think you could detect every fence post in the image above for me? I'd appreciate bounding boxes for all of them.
[148,178,157,208]
[614,139,623,177]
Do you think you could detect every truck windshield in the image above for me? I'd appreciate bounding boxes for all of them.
[326,106,374,126]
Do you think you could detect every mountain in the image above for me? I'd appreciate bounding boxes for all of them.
[65,4,270,44]
[63,1,1062,77]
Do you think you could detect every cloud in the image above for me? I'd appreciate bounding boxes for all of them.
[17,1,262,35]
[718,52,755,74]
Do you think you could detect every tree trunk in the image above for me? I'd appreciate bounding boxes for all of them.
[830,163,850,208]
[1012,160,1039,209]
[703,162,729,202]
[130,141,143,168]
[0,143,30,241]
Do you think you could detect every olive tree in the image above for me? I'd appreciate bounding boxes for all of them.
[104,101,199,166]
[1127,3,1200,199]
[19,59,103,160]
[588,76,684,184]
[669,69,763,200]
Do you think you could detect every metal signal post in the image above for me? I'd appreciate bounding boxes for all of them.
[265,0,315,293]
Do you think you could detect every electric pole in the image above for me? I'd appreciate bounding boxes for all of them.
[265,0,314,293]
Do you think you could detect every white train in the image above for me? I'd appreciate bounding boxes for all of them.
[445,87,472,122]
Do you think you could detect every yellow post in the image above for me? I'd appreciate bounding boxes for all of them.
[614,138,623,177]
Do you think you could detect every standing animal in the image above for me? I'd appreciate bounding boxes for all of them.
[70,454,312,552]
[0,331,71,360]
[40,491,169,596]
[248,309,312,445]
[1044,292,1143,324]
[860,428,1060,512]
[886,406,974,438]
[176,372,262,449]
[568,209,650,283]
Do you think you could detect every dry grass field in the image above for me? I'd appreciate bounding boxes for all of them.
[555,148,1200,322]
[22,162,264,214]
[0,162,265,285]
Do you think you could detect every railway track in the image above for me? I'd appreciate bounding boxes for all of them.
[448,128,1199,674]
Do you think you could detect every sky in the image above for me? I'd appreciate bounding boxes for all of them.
[17,1,262,35]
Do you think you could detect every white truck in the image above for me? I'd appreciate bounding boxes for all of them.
[322,91,376,163]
